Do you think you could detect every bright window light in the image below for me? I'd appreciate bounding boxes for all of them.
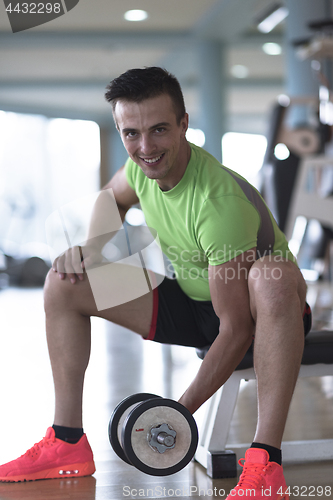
[48,119,100,174]
[274,143,290,160]
[231,65,249,79]
[222,132,267,186]
[186,128,205,148]
[262,42,282,55]
[319,85,330,101]
[289,215,307,256]
[301,269,319,282]
[258,6,288,33]
[0,111,100,258]
[124,9,148,22]
[125,207,146,226]
[319,99,333,126]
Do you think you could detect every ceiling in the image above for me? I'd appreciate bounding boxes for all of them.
[0,0,289,135]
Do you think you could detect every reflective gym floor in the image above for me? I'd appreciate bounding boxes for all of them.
[0,286,332,500]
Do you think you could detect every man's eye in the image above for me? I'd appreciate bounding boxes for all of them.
[126,132,137,138]
[155,128,165,133]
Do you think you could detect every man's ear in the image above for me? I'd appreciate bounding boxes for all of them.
[181,113,189,137]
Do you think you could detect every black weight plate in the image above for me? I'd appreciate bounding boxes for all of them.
[122,398,198,476]
[108,393,161,465]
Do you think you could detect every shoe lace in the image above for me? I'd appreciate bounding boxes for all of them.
[23,434,56,458]
[236,458,270,491]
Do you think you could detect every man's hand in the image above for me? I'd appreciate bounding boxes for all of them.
[52,244,103,284]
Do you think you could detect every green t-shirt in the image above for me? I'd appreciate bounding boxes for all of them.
[125,143,295,301]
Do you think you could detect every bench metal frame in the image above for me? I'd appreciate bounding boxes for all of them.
[195,362,333,474]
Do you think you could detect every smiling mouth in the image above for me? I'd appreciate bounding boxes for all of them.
[140,153,164,165]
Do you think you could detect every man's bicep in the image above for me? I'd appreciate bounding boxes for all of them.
[208,248,256,324]
[104,165,139,211]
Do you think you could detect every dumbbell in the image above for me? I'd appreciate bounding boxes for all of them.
[108,393,198,476]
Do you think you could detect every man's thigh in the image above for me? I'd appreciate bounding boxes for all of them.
[248,256,308,327]
[45,264,155,338]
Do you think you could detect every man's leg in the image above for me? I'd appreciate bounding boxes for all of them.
[0,264,155,482]
[248,258,307,449]
[226,258,307,499]
[44,265,154,428]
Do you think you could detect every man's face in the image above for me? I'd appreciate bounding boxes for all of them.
[114,94,189,187]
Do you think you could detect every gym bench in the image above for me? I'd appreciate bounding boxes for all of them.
[195,329,333,478]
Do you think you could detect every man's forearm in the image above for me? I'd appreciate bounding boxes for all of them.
[84,189,127,252]
[178,326,253,414]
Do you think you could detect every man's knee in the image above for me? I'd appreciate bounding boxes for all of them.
[248,259,303,310]
[44,270,79,313]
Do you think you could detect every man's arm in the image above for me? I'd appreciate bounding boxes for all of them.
[103,165,140,220]
[84,165,139,245]
[52,165,139,282]
[178,248,256,414]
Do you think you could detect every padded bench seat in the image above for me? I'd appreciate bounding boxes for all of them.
[196,330,333,368]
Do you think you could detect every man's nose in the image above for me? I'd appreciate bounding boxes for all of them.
[139,134,156,155]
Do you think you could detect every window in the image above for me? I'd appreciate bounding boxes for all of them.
[222,132,267,188]
[0,111,100,260]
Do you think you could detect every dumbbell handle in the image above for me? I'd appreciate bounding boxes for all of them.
[156,432,175,447]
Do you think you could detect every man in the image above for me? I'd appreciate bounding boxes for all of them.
[0,67,311,499]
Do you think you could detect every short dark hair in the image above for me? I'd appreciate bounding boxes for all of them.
[105,67,186,124]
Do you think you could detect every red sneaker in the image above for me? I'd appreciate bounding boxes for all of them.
[226,448,289,499]
[0,427,95,482]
